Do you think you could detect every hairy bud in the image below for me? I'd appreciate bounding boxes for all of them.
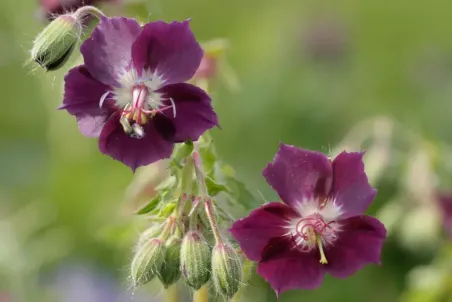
[31,14,82,71]
[158,236,182,288]
[211,243,242,298]
[131,238,165,287]
[180,231,211,290]
[136,224,162,248]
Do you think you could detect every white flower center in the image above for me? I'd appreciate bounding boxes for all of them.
[99,68,176,139]
[286,198,343,264]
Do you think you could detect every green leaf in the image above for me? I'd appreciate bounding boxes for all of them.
[172,140,194,165]
[155,175,177,191]
[198,134,217,174]
[226,177,261,210]
[206,177,229,196]
[136,195,161,215]
[159,202,177,218]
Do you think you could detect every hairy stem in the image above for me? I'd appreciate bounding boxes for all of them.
[204,198,223,243]
[192,151,223,243]
[73,5,105,21]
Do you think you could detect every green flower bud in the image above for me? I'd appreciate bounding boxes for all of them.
[31,14,82,71]
[131,238,165,287]
[136,224,162,249]
[158,236,182,288]
[180,231,211,290]
[211,243,242,298]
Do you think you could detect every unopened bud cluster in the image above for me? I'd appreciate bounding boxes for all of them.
[132,220,243,298]
[131,145,244,298]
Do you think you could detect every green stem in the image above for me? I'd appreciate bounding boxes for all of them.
[177,156,195,217]
[192,151,223,243]
[73,5,105,20]
[158,216,175,241]
[164,284,180,302]
[194,285,209,302]
[204,198,223,243]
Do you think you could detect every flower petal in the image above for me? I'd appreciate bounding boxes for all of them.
[331,151,377,218]
[81,16,142,86]
[230,202,298,261]
[60,66,112,137]
[157,83,218,142]
[263,144,333,208]
[437,193,452,237]
[325,215,386,278]
[257,236,325,295]
[131,20,203,85]
[98,113,174,171]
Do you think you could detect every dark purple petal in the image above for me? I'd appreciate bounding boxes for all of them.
[157,83,218,142]
[331,152,377,218]
[230,203,298,261]
[437,193,452,237]
[81,16,142,86]
[131,20,203,85]
[325,215,386,278]
[60,66,111,137]
[257,236,325,295]
[263,144,333,208]
[98,113,174,171]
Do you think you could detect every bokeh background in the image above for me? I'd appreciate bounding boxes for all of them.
[1,0,452,301]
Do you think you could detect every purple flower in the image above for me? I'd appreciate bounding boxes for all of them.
[436,192,452,237]
[230,144,387,296]
[60,17,218,170]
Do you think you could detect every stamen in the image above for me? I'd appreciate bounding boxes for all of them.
[316,236,328,264]
[119,116,132,134]
[99,91,112,108]
[131,123,145,139]
[169,98,176,118]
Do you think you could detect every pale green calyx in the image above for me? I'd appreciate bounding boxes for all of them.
[180,231,211,290]
[211,243,242,299]
[158,236,182,288]
[131,238,165,287]
[31,14,82,71]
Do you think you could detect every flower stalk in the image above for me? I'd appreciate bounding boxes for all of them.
[193,150,223,244]
[194,286,209,302]
[72,5,105,21]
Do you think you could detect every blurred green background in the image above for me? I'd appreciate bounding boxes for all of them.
[2,0,452,301]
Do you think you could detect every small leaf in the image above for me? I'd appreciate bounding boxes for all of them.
[136,195,161,215]
[226,177,261,210]
[206,177,229,196]
[159,202,177,218]
[198,134,217,174]
[155,175,177,191]
[172,140,194,166]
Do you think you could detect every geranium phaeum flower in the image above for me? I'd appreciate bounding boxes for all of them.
[60,17,218,171]
[437,193,452,237]
[230,144,387,296]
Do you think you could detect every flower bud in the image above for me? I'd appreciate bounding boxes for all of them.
[180,231,211,290]
[158,236,182,288]
[136,224,162,249]
[211,243,242,298]
[31,14,82,71]
[131,238,165,287]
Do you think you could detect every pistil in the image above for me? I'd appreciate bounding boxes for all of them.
[316,236,328,264]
